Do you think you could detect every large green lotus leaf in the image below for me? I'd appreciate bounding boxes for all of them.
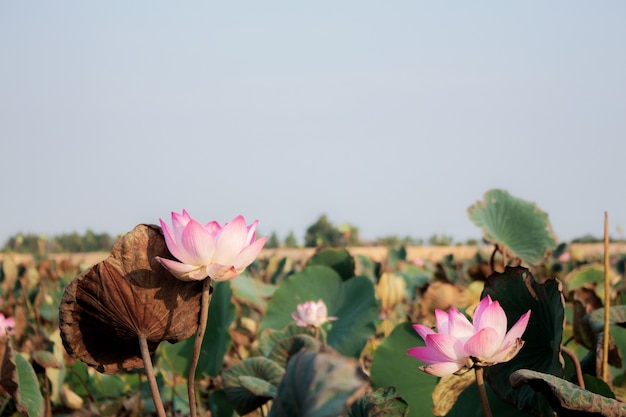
[15,353,45,417]
[468,189,557,265]
[268,334,322,368]
[209,389,235,417]
[586,305,626,333]
[348,386,409,417]
[510,369,626,416]
[158,281,236,378]
[445,380,533,417]
[584,308,626,372]
[230,274,276,312]
[159,381,189,415]
[354,254,379,284]
[307,248,356,280]
[268,349,367,417]
[259,265,379,358]
[222,357,285,416]
[369,322,436,417]
[259,322,317,357]
[482,266,564,417]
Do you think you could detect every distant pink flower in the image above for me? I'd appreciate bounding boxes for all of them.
[557,252,571,263]
[407,295,531,377]
[0,314,15,336]
[292,300,338,328]
[413,258,425,267]
[156,210,267,281]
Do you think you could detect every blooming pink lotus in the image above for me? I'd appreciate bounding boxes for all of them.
[156,210,267,281]
[292,299,338,328]
[0,314,15,336]
[407,295,531,376]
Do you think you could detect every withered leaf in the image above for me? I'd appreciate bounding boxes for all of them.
[59,224,203,374]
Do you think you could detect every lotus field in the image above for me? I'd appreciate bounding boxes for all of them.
[3,188,626,417]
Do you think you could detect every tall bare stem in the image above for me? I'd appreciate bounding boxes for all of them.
[475,366,493,417]
[602,212,610,382]
[138,336,166,417]
[188,278,213,417]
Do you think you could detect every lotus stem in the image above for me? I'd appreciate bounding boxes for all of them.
[603,212,610,383]
[138,335,166,417]
[188,278,213,417]
[474,366,493,417]
[560,345,585,388]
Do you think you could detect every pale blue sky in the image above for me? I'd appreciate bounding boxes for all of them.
[1,1,625,246]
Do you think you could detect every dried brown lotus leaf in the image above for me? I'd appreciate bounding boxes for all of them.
[59,224,203,374]
[432,371,475,416]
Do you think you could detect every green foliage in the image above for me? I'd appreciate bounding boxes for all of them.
[307,248,356,280]
[283,230,299,248]
[222,357,285,415]
[269,349,367,417]
[258,265,379,358]
[482,266,564,417]
[445,380,533,417]
[14,353,45,417]
[304,214,346,247]
[158,281,236,378]
[468,189,557,265]
[427,233,454,246]
[510,369,626,416]
[2,230,116,253]
[348,387,409,417]
[369,322,436,417]
[266,232,281,248]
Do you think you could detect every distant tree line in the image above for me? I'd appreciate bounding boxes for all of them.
[3,214,530,254]
[1,230,116,254]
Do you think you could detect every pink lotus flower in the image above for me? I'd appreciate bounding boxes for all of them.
[0,314,15,336]
[407,295,531,377]
[292,300,338,328]
[155,210,267,281]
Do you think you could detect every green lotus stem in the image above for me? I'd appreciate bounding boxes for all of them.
[474,366,493,417]
[138,336,166,417]
[188,278,213,417]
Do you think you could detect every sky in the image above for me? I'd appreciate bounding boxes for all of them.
[1,1,625,246]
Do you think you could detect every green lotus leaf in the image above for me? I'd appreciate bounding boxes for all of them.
[565,263,617,298]
[584,307,626,372]
[259,322,317,357]
[15,353,45,417]
[307,248,355,280]
[222,357,285,416]
[259,265,379,358]
[510,369,626,416]
[158,281,236,378]
[209,389,235,417]
[445,379,534,417]
[348,386,409,417]
[269,349,367,417]
[230,274,276,311]
[32,351,61,369]
[238,375,278,397]
[482,266,564,417]
[587,306,626,333]
[369,322,437,417]
[468,189,557,265]
[268,334,322,369]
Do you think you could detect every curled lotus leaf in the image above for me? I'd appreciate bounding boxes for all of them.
[510,369,626,416]
[482,266,565,417]
[59,224,204,374]
[468,189,557,265]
